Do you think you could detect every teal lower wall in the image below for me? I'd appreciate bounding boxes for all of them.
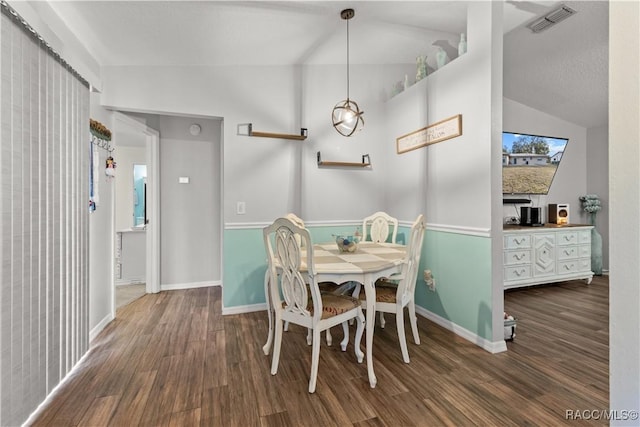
[415,229,493,341]
[222,224,398,308]
[223,228,268,308]
[223,225,493,341]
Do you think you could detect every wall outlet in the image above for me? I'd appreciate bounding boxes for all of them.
[424,269,436,291]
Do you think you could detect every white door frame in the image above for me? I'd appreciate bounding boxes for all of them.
[112,112,161,300]
[144,126,160,294]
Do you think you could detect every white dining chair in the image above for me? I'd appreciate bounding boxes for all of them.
[264,217,365,393]
[362,211,399,244]
[263,213,344,356]
[359,214,426,363]
[355,211,400,326]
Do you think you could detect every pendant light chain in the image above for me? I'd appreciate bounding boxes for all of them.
[346,15,350,100]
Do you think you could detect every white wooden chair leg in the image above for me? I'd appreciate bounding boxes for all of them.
[309,328,322,393]
[396,309,410,363]
[340,322,349,351]
[349,282,362,325]
[262,271,273,355]
[307,328,332,346]
[354,311,365,363]
[263,308,274,355]
[271,316,284,375]
[408,301,420,345]
[284,321,290,332]
[379,311,386,329]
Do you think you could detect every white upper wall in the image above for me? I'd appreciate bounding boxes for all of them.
[300,63,414,222]
[157,116,222,286]
[100,63,416,223]
[88,94,114,333]
[382,2,502,233]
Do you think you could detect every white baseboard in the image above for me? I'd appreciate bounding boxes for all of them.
[161,280,221,291]
[116,277,146,286]
[221,301,507,353]
[115,280,145,286]
[222,302,267,315]
[89,312,114,342]
[415,306,507,354]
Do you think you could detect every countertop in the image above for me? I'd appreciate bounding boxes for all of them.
[503,223,591,231]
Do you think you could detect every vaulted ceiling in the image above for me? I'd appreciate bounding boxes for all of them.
[41,0,608,128]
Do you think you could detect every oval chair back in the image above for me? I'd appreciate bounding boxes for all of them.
[362,211,399,243]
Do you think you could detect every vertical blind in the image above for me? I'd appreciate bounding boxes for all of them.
[0,4,90,426]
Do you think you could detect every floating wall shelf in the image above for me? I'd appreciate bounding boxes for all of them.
[317,152,371,167]
[237,123,307,141]
[503,198,532,204]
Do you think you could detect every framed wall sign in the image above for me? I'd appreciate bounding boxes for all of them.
[396,114,462,154]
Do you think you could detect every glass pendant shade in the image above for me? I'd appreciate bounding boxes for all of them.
[332,98,364,137]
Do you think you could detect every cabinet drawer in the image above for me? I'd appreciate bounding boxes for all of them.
[505,265,531,281]
[578,258,591,272]
[557,231,579,246]
[504,250,531,265]
[578,230,592,244]
[504,234,531,249]
[578,245,590,258]
[558,260,582,274]
[558,245,580,260]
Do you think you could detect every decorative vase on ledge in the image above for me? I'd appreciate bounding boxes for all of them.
[416,55,427,82]
[458,33,467,56]
[435,47,448,69]
[589,213,603,276]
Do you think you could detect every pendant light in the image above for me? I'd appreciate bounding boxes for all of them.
[332,8,364,137]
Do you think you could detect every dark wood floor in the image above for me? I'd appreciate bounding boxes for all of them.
[29,276,609,426]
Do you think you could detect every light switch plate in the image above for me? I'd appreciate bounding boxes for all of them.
[179,176,189,184]
[236,202,246,215]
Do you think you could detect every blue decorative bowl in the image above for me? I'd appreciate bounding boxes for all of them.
[335,235,359,253]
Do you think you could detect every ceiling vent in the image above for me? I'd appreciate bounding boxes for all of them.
[527,4,577,33]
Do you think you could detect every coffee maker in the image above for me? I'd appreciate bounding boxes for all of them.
[520,206,543,226]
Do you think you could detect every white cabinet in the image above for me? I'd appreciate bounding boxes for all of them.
[503,225,593,289]
[116,229,146,284]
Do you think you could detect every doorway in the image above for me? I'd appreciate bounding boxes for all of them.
[111,111,223,315]
[112,112,160,316]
